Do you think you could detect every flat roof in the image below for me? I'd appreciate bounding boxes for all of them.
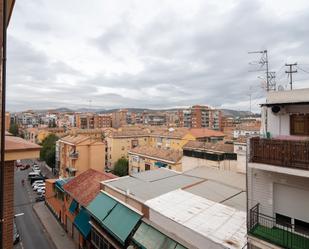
[184,180,246,211]
[183,166,246,190]
[262,88,309,106]
[146,189,246,249]
[104,168,203,202]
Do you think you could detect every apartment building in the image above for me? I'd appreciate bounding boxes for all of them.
[58,135,106,178]
[182,140,237,172]
[128,145,183,173]
[247,88,309,249]
[143,112,167,126]
[105,128,150,169]
[111,109,128,128]
[179,105,222,130]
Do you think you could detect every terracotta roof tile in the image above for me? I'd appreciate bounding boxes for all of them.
[63,169,117,206]
[5,136,41,151]
[129,146,182,163]
[189,128,225,138]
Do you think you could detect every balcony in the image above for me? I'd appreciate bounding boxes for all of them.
[249,204,309,249]
[250,137,309,170]
[69,151,79,159]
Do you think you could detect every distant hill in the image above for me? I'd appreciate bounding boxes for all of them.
[14,107,259,118]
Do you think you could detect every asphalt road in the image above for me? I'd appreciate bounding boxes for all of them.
[14,160,55,249]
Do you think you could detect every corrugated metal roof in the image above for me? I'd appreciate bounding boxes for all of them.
[131,168,178,182]
[146,189,246,249]
[73,208,91,238]
[87,193,117,222]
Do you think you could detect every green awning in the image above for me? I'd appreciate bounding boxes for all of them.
[74,208,91,238]
[69,199,78,214]
[102,203,141,245]
[133,222,187,249]
[87,192,142,245]
[154,161,167,168]
[87,193,117,221]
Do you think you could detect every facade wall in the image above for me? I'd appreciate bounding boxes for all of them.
[45,180,64,221]
[248,166,309,219]
[182,156,237,172]
[106,136,149,169]
[264,105,309,137]
[2,161,15,249]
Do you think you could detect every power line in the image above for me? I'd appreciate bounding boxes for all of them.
[296,65,309,74]
[285,63,298,90]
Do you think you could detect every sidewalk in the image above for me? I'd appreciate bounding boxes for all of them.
[33,202,76,249]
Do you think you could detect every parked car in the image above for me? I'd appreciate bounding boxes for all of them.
[33,183,45,191]
[13,220,20,245]
[28,172,40,179]
[20,164,30,170]
[32,165,40,170]
[32,180,44,187]
[30,176,45,185]
[37,188,46,195]
[35,196,45,202]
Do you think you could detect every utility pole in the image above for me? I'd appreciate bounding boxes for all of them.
[285,63,297,90]
[248,50,271,91]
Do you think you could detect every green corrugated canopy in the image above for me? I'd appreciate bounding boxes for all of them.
[133,222,187,249]
[154,161,167,168]
[69,199,78,214]
[74,208,91,238]
[87,192,142,245]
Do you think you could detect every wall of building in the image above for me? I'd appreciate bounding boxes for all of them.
[264,105,308,137]
[248,166,309,221]
[106,136,149,169]
[45,180,64,221]
[182,156,238,172]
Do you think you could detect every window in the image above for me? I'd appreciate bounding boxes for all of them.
[131,139,138,148]
[290,114,309,135]
[145,164,150,171]
[295,219,309,235]
[276,213,292,227]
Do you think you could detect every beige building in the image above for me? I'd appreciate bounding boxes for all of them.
[58,135,106,178]
[111,109,127,128]
[128,145,183,173]
[105,128,149,169]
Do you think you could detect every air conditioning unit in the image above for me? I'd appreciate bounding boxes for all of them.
[271,105,286,115]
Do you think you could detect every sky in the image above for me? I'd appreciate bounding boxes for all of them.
[6,0,309,112]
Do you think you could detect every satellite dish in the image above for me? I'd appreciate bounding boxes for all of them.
[278,85,284,91]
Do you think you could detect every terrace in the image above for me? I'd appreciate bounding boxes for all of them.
[249,204,309,249]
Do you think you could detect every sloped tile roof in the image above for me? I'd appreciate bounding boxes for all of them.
[129,146,182,163]
[184,140,234,153]
[63,169,117,206]
[189,128,225,138]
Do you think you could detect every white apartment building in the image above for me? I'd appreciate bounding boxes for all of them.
[247,88,309,249]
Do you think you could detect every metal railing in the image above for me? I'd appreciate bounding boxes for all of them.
[249,204,309,249]
[250,137,309,170]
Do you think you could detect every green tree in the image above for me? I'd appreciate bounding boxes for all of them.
[113,158,129,176]
[40,134,58,168]
[9,123,19,136]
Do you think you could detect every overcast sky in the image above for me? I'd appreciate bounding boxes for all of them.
[6,0,309,112]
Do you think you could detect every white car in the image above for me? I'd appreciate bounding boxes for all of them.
[37,188,45,195]
[32,169,41,174]
[33,184,45,191]
[28,172,40,179]
[32,180,44,187]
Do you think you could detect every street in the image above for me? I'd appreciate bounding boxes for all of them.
[14,160,55,249]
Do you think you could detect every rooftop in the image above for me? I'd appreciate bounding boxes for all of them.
[149,127,190,139]
[145,189,246,249]
[63,169,117,206]
[189,128,225,138]
[129,146,182,163]
[59,135,103,145]
[183,141,234,153]
[104,168,203,202]
[263,88,309,106]
[5,136,41,152]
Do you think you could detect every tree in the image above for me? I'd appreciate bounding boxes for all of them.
[113,158,129,177]
[9,123,19,136]
[40,134,58,168]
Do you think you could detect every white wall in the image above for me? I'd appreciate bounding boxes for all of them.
[265,104,309,137]
[248,166,309,221]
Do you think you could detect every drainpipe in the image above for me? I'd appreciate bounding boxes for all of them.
[0,0,8,248]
